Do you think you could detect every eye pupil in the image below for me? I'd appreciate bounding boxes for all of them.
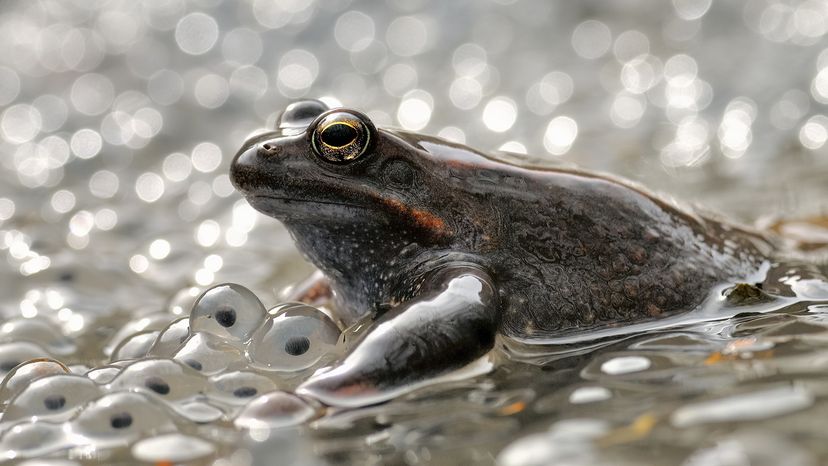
[321,123,358,148]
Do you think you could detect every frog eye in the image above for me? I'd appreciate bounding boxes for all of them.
[310,110,375,163]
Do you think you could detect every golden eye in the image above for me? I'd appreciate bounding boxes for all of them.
[310,111,374,163]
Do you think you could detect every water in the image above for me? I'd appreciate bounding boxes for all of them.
[2,0,828,464]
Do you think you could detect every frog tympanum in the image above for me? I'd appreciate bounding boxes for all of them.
[230,100,775,407]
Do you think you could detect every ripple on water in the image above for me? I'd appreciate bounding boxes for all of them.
[670,385,815,428]
[131,433,216,463]
[568,386,612,404]
[599,355,652,375]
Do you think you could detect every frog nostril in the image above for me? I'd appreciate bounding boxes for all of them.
[260,143,285,159]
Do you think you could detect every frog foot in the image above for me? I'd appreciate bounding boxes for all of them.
[296,267,499,408]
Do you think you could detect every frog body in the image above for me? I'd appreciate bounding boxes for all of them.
[230,100,773,407]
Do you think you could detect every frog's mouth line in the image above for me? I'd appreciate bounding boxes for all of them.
[247,194,449,237]
[247,195,369,220]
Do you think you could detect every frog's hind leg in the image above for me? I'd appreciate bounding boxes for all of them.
[296,266,499,408]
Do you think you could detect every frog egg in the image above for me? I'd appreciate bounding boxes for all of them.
[131,433,216,463]
[107,358,205,401]
[233,390,320,429]
[105,358,224,423]
[189,283,266,343]
[69,392,176,448]
[3,375,102,423]
[102,311,177,357]
[0,342,53,378]
[0,318,75,356]
[278,99,330,130]
[0,358,69,405]
[173,332,246,375]
[172,399,224,424]
[207,371,278,406]
[147,317,190,357]
[0,421,69,461]
[248,303,341,372]
[110,330,160,362]
[85,366,122,384]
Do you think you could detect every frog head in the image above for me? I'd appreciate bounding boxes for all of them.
[231,100,497,246]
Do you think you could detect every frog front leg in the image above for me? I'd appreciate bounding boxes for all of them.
[296,265,499,408]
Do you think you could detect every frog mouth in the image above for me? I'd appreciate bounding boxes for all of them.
[247,193,450,238]
[247,195,369,220]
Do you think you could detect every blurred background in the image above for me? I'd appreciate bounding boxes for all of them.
[1,0,828,464]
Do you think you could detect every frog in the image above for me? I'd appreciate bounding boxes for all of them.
[230,99,776,407]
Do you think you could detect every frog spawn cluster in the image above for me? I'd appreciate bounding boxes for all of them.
[0,283,341,462]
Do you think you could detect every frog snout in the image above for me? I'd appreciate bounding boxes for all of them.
[230,135,308,195]
[230,144,254,193]
[229,144,264,194]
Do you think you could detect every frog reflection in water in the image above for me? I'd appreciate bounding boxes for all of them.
[230,100,776,407]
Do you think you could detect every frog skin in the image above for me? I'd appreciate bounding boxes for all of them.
[230,100,775,407]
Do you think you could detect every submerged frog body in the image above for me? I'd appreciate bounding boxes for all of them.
[230,100,775,407]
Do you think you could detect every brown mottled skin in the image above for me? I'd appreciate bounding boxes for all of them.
[230,100,774,407]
